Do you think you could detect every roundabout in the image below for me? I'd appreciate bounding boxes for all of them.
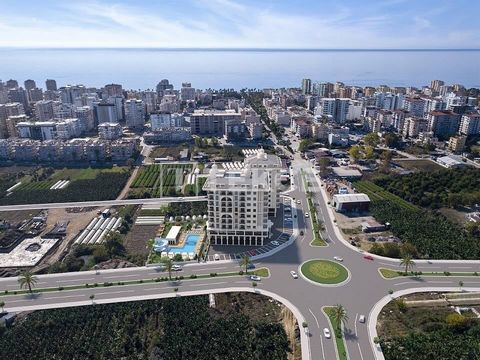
[299,259,350,286]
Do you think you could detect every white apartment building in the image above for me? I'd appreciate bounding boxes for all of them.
[56,118,82,139]
[150,112,173,131]
[125,99,145,129]
[34,100,54,121]
[204,164,272,246]
[16,121,56,141]
[459,113,480,135]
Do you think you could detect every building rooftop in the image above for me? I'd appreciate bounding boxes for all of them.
[332,167,362,178]
[333,193,370,203]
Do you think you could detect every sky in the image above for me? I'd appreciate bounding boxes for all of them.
[0,0,478,49]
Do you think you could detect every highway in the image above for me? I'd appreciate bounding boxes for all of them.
[1,150,480,359]
[0,195,207,211]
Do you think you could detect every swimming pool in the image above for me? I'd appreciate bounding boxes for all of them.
[169,234,200,253]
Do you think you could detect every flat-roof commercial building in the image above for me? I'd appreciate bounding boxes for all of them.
[332,193,370,212]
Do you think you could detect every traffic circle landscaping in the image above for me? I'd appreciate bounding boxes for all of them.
[299,259,350,286]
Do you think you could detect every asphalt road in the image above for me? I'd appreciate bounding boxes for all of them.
[0,195,207,211]
[1,150,480,359]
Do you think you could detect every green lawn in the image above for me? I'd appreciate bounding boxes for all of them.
[323,307,348,360]
[310,238,327,247]
[300,259,349,284]
[252,268,270,277]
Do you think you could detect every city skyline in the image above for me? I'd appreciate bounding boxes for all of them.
[0,0,479,49]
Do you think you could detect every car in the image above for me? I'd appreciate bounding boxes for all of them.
[271,240,280,246]
[333,256,343,262]
[246,263,256,270]
[214,254,220,261]
[323,328,331,339]
[250,275,261,281]
[300,230,304,236]
[172,264,182,271]
[290,270,298,279]
[296,200,301,204]
[359,315,366,323]
[179,197,184,200]
[363,255,374,261]
[305,213,309,218]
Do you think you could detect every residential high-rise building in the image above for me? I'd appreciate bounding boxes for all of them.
[204,164,272,246]
[5,79,18,89]
[45,79,57,91]
[34,100,54,121]
[427,110,462,138]
[150,112,173,131]
[104,84,123,98]
[301,78,312,95]
[156,79,173,96]
[98,122,123,140]
[180,82,196,101]
[403,97,425,117]
[190,109,242,136]
[94,102,117,125]
[60,85,87,104]
[4,102,25,117]
[430,80,445,92]
[24,79,36,92]
[403,117,427,138]
[459,113,480,135]
[448,135,466,154]
[319,98,349,124]
[28,88,44,103]
[125,99,145,129]
[75,106,95,132]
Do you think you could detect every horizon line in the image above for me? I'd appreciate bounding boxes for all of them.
[1,47,480,52]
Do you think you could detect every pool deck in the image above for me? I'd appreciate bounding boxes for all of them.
[169,230,205,255]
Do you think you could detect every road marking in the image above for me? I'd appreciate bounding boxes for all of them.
[319,330,326,360]
[428,281,452,284]
[379,262,398,267]
[308,308,320,328]
[394,281,414,286]
[43,295,81,300]
[95,290,135,296]
[357,343,365,360]
[189,281,227,287]
[354,313,358,336]
[450,266,473,269]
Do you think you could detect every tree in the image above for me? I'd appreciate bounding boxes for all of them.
[364,145,375,160]
[318,157,330,176]
[348,145,362,163]
[400,254,415,275]
[104,233,125,257]
[18,270,38,293]
[240,256,252,274]
[332,304,348,334]
[446,312,465,327]
[364,132,380,147]
[165,258,173,280]
[0,300,4,313]
[384,132,400,148]
[299,139,313,153]
[380,150,393,173]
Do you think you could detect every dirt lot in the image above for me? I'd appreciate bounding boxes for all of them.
[0,209,41,225]
[394,159,444,172]
[124,224,159,255]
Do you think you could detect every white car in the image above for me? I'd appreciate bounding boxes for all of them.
[323,328,331,339]
[297,200,301,204]
[333,256,344,262]
[250,275,261,281]
[290,270,298,279]
[271,240,280,246]
[172,264,182,271]
[214,254,220,261]
[359,315,366,323]
[305,213,309,218]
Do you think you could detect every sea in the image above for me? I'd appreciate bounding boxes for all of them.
[1,48,479,90]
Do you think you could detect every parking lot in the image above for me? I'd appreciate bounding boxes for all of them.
[206,197,294,261]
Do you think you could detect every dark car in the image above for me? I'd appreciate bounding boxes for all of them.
[363,255,374,261]
[300,230,304,236]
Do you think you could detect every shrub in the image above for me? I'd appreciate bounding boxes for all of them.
[58,286,64,291]
[444,271,451,276]
[190,274,197,279]
[239,270,244,275]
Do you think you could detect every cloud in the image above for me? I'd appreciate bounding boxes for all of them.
[0,0,477,48]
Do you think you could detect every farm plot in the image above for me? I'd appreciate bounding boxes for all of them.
[131,164,193,196]
[354,180,418,211]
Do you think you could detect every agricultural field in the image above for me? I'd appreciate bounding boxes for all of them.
[130,164,193,197]
[393,159,444,173]
[0,167,130,205]
[353,180,418,211]
[0,293,296,360]
[377,294,480,360]
[149,145,191,160]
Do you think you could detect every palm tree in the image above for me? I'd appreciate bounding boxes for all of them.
[165,258,173,280]
[240,256,252,274]
[332,304,348,334]
[18,270,38,293]
[0,300,4,313]
[400,254,415,275]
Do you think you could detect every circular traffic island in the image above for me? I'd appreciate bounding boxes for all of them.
[300,259,350,286]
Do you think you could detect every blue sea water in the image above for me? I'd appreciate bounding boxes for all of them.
[0,48,479,90]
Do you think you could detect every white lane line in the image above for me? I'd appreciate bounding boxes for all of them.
[234,280,253,284]
[357,343,365,360]
[319,331,326,360]
[354,313,358,336]
[428,281,452,284]
[189,281,228,287]
[44,295,81,300]
[95,290,135,296]
[309,308,320,328]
